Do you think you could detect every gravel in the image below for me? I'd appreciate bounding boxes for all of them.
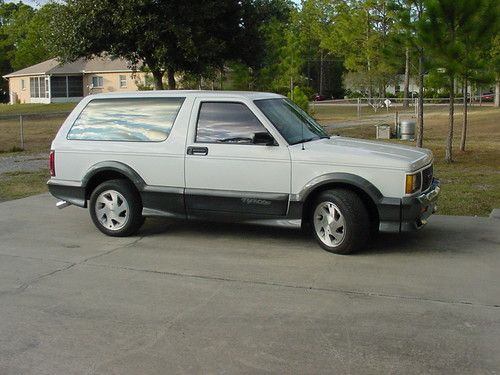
[0,153,48,175]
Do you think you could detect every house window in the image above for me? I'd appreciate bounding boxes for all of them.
[119,75,127,88]
[92,76,104,88]
[29,76,48,98]
[21,79,25,91]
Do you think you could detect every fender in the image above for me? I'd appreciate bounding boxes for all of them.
[82,161,146,191]
[291,172,384,204]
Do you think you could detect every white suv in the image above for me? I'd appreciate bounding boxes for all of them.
[48,91,440,254]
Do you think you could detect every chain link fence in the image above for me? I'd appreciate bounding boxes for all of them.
[311,96,496,129]
[0,111,70,153]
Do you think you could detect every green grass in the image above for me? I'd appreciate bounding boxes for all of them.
[0,169,49,202]
[0,102,77,115]
[328,108,500,217]
[0,117,67,153]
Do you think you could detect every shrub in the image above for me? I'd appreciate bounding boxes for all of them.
[288,86,309,112]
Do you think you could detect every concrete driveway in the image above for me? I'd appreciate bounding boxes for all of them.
[0,194,499,375]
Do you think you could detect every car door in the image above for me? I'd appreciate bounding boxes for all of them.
[184,97,291,217]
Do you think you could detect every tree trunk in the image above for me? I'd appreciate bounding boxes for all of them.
[445,77,454,163]
[460,78,467,152]
[151,69,164,90]
[416,50,424,148]
[167,67,176,90]
[495,75,500,107]
[403,46,410,108]
[319,50,324,96]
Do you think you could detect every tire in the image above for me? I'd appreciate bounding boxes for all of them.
[89,179,144,237]
[310,189,370,254]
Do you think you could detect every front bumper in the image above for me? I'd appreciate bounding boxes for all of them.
[377,178,440,233]
[400,178,440,231]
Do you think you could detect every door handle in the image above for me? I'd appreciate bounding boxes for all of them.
[187,146,208,156]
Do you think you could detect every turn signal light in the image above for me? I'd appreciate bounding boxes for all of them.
[405,172,421,194]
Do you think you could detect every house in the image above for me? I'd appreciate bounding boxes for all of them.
[2,56,146,104]
[343,73,420,97]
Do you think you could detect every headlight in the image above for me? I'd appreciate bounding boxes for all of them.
[405,172,422,194]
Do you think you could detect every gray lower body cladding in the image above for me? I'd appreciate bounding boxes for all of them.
[47,180,440,232]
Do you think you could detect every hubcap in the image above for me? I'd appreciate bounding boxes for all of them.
[95,190,129,231]
[313,201,346,247]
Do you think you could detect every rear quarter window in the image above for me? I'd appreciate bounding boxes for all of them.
[67,97,185,142]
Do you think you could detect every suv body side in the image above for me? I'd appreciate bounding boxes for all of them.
[48,91,439,242]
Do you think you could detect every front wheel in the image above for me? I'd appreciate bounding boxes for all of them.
[89,179,144,237]
[310,189,370,254]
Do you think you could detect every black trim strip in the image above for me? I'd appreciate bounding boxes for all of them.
[82,161,146,190]
[185,188,289,216]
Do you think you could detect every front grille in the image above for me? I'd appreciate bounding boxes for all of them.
[422,165,433,191]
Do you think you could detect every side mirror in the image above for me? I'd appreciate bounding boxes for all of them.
[253,132,276,146]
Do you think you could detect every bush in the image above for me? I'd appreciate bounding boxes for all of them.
[287,86,309,112]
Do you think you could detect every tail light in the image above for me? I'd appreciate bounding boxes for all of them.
[49,150,55,177]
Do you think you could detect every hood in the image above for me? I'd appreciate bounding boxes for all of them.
[291,136,433,171]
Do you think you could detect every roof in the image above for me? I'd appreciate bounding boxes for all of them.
[3,56,133,78]
[87,90,284,101]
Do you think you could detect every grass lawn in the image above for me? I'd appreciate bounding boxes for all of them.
[0,117,66,153]
[0,169,49,202]
[0,103,498,216]
[311,102,493,123]
[328,108,500,216]
[0,102,77,115]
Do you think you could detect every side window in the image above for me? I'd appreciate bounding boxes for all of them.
[92,76,103,88]
[67,97,185,142]
[119,75,127,88]
[196,102,269,144]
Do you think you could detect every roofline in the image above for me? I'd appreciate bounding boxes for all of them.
[3,72,47,79]
[3,68,137,79]
[82,69,135,74]
[86,90,285,100]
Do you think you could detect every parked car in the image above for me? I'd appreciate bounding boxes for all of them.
[48,91,440,254]
[312,94,328,101]
[481,92,495,102]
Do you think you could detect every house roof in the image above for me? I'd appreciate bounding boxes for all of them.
[3,56,133,78]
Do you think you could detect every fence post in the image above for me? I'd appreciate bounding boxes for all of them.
[357,98,360,119]
[19,115,24,150]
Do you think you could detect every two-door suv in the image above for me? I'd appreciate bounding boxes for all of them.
[48,91,440,254]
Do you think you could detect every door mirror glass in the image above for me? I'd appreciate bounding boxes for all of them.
[253,132,275,146]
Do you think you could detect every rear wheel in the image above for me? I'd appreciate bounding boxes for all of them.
[89,179,144,237]
[310,189,370,254]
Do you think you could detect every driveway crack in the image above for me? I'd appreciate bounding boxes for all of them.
[0,236,144,296]
[85,263,500,309]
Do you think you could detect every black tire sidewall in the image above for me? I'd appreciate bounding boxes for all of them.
[89,179,143,237]
[310,189,370,254]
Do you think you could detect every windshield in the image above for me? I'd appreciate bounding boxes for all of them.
[254,98,329,145]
